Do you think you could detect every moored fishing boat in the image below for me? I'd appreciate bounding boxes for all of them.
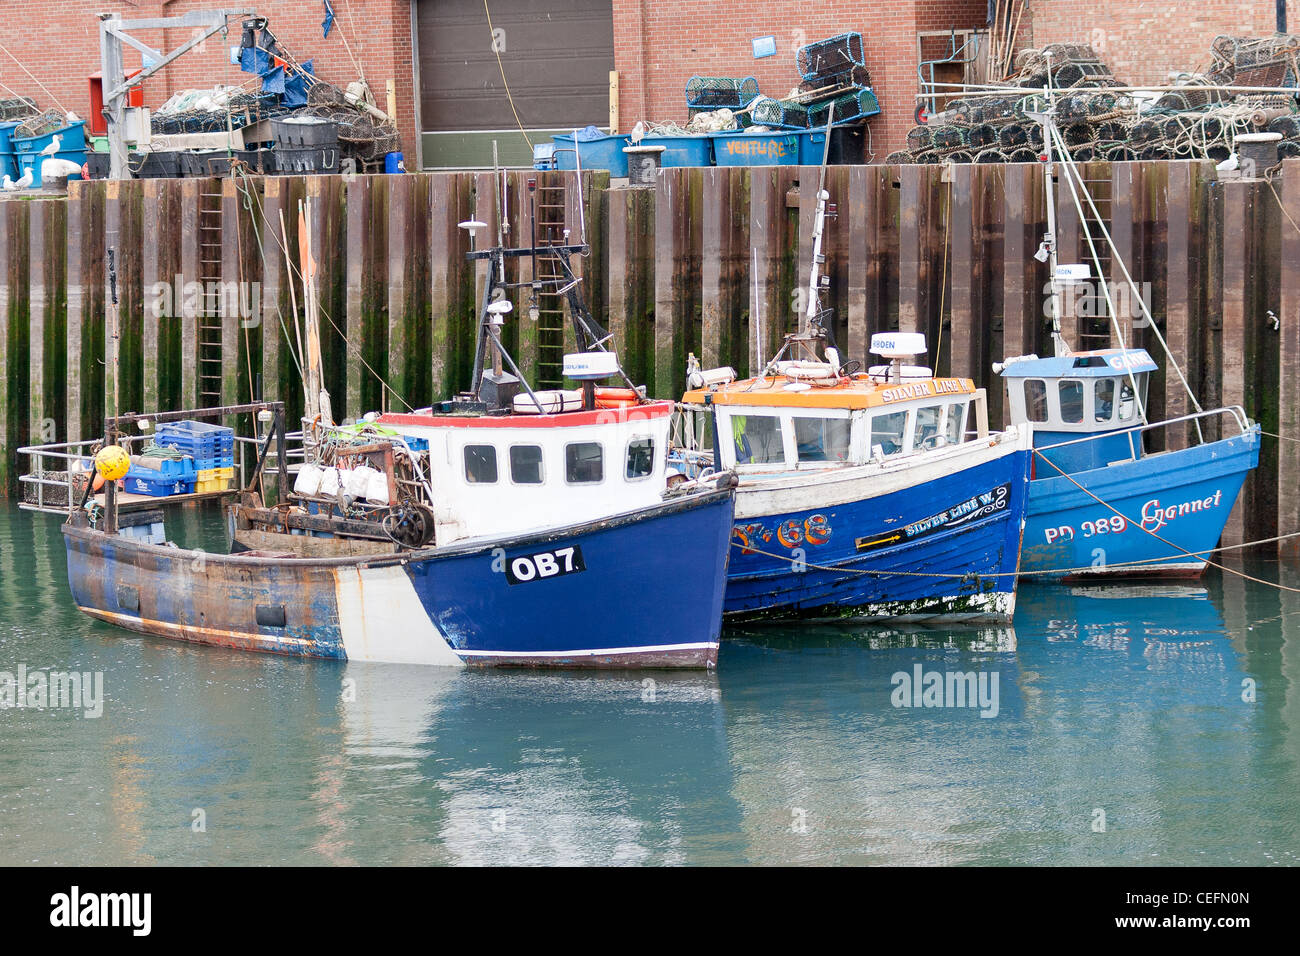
[678,332,1031,622]
[47,182,737,669]
[996,96,1260,581]
[673,127,1030,623]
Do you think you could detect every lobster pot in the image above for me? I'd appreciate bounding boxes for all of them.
[799,64,871,95]
[749,97,810,130]
[807,89,881,127]
[1268,115,1300,139]
[685,76,760,109]
[929,125,969,152]
[797,32,865,80]
[907,126,934,151]
[967,124,998,149]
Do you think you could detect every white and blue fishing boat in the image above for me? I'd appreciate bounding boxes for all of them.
[675,141,1032,622]
[51,190,736,669]
[678,331,1031,622]
[997,99,1260,581]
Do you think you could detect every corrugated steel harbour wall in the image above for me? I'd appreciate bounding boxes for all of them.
[2,161,1299,555]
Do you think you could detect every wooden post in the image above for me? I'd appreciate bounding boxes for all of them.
[948,164,975,380]
[1278,159,1300,556]
[1219,181,1251,550]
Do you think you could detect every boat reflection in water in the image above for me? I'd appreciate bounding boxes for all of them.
[335,665,741,865]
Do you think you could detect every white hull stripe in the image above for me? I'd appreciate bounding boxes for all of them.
[332,565,465,667]
[456,642,718,658]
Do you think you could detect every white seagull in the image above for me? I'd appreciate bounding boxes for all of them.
[39,134,62,157]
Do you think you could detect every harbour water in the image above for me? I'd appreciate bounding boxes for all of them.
[1,501,1297,866]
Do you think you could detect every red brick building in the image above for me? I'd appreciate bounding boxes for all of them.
[0,0,1293,168]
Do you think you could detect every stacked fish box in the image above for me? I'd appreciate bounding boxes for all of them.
[153,421,236,494]
[122,455,198,498]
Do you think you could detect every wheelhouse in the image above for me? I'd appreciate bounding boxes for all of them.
[1000,348,1157,475]
[682,377,989,474]
[376,401,675,542]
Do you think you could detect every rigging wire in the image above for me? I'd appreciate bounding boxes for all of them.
[483,0,534,151]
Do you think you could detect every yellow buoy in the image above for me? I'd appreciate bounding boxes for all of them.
[94,445,130,482]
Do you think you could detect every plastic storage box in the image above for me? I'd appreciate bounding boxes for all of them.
[636,134,713,167]
[0,120,20,180]
[155,421,235,470]
[122,462,197,497]
[712,131,800,166]
[12,119,87,183]
[552,132,631,177]
[195,466,235,494]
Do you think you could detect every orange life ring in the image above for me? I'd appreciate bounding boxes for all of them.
[594,386,639,409]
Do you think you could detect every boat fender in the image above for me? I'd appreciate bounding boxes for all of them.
[594,386,639,409]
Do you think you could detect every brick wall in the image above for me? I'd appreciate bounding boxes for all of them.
[611,0,989,158]
[0,0,417,158]
[1024,0,1295,85]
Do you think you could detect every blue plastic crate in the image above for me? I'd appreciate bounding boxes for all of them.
[134,455,197,479]
[712,131,801,166]
[552,132,631,177]
[0,121,20,180]
[12,119,87,155]
[16,150,86,185]
[194,454,235,471]
[396,435,429,452]
[155,420,235,460]
[122,465,196,498]
[636,134,714,167]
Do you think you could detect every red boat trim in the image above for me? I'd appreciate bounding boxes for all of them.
[376,401,673,429]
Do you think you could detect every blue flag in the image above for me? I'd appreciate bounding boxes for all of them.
[323,1,336,39]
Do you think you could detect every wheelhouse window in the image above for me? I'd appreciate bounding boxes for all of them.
[794,417,851,463]
[1118,378,1141,421]
[1025,379,1048,422]
[1059,380,1084,423]
[565,442,604,483]
[626,437,655,480]
[1095,379,1115,422]
[731,414,785,465]
[464,445,498,483]
[913,405,943,452]
[869,410,908,458]
[509,444,544,484]
[945,402,967,445]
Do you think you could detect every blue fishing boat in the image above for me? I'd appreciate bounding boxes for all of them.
[675,136,1031,623]
[996,96,1260,581]
[49,184,736,668]
[679,332,1032,622]
[1000,348,1259,580]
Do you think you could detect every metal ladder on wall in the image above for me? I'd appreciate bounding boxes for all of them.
[533,175,571,389]
[1073,169,1115,349]
[197,186,224,406]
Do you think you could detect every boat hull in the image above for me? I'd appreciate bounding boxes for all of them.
[723,437,1031,623]
[1020,428,1260,581]
[62,488,735,669]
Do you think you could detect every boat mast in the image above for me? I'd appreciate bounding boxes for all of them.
[804,114,836,337]
[297,198,332,426]
[1034,52,1071,358]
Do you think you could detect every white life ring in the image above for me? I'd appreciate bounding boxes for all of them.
[774,360,837,381]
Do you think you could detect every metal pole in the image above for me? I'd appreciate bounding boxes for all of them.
[99,15,130,180]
